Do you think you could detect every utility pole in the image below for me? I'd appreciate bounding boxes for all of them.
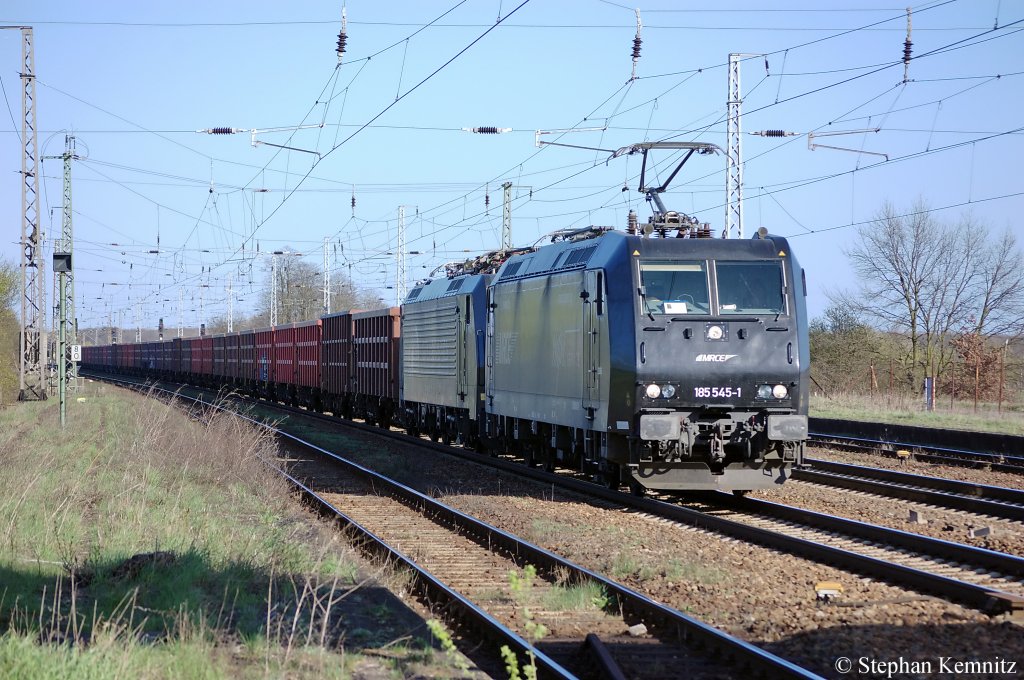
[227,274,233,332]
[59,135,77,393]
[725,53,769,239]
[53,250,70,425]
[397,206,407,304]
[502,181,512,249]
[45,134,78,394]
[322,236,330,314]
[270,253,279,326]
[10,26,47,400]
[177,288,183,338]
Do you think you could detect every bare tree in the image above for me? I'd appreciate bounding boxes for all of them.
[832,201,1024,388]
[255,253,385,326]
[972,228,1024,337]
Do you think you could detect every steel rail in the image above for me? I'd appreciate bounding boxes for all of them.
[263,390,1024,618]
[240,387,1024,618]
[798,458,1024,522]
[88,371,820,680]
[315,408,1024,617]
[714,494,1024,616]
[88,374,575,678]
[808,432,1024,474]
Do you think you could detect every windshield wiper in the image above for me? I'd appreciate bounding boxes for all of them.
[638,286,655,321]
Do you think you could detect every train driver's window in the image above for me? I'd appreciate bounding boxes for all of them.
[639,261,709,314]
[716,260,786,315]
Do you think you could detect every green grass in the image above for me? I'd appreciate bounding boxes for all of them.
[809,391,1024,436]
[541,581,609,612]
[0,383,461,679]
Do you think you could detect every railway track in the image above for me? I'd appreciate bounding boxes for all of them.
[143,372,1024,621]
[89,372,819,679]
[244,388,1024,621]
[808,432,1024,474]
[796,458,1024,522]
[673,494,1024,617]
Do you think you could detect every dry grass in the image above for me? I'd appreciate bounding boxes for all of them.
[0,382,459,679]
[810,390,1024,436]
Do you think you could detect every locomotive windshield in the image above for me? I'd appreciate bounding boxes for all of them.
[716,260,786,315]
[639,261,710,315]
[639,259,787,315]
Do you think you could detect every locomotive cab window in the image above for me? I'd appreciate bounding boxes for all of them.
[715,260,786,315]
[638,261,710,315]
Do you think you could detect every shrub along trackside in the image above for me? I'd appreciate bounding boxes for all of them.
[0,381,460,679]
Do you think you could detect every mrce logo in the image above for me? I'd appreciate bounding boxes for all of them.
[695,354,738,362]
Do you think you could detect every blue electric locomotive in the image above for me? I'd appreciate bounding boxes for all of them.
[474,222,808,492]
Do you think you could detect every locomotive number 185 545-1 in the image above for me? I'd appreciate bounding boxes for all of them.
[693,386,742,398]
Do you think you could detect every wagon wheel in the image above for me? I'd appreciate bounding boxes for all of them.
[601,462,621,490]
[629,478,646,497]
[542,448,556,473]
[523,442,542,468]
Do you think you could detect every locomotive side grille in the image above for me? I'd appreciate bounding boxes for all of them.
[499,261,524,280]
[564,245,598,267]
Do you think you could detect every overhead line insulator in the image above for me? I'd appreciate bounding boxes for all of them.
[751,129,798,138]
[337,6,348,64]
[629,9,643,81]
[336,31,348,60]
[902,7,913,83]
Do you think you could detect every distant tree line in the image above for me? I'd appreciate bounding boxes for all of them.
[77,254,386,342]
[811,201,1024,406]
[203,255,385,334]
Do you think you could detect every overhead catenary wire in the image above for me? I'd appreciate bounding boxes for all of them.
[37,2,1023,329]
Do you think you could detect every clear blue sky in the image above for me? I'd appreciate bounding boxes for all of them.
[1,0,1021,333]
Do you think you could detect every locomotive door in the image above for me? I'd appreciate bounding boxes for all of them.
[582,269,603,413]
[456,298,467,403]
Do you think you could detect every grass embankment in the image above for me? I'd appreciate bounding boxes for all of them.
[809,391,1024,436]
[0,382,450,679]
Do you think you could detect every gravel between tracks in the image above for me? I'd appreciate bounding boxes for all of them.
[287,422,1023,679]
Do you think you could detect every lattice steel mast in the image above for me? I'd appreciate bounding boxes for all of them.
[502,181,512,249]
[50,135,78,394]
[725,53,745,240]
[14,26,47,400]
[396,206,407,304]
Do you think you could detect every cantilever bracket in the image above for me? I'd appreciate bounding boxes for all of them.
[807,128,888,161]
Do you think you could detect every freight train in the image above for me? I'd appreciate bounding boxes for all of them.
[82,142,809,493]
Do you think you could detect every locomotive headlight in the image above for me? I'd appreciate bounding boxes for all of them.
[757,384,773,399]
[645,383,662,399]
[772,384,789,399]
[661,384,676,399]
[707,324,724,340]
